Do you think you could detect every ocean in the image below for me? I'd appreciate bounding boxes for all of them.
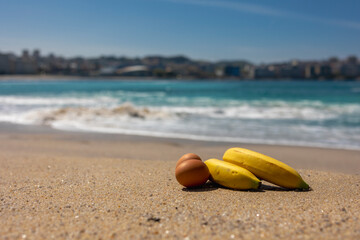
[0,79,359,150]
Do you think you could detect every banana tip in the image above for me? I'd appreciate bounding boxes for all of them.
[298,181,311,191]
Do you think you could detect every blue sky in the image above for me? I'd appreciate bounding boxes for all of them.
[1,0,359,63]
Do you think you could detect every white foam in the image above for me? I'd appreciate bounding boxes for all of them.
[158,102,360,120]
[0,96,359,150]
[0,95,117,106]
[0,103,173,126]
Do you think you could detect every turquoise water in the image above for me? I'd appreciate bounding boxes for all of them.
[0,79,359,149]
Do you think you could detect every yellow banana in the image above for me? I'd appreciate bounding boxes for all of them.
[223,148,309,190]
[204,158,261,190]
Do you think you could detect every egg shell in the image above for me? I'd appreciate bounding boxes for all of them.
[175,159,209,187]
[176,153,202,168]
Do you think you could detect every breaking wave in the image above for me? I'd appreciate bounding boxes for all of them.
[0,79,359,150]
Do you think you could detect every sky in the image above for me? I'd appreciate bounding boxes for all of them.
[0,0,360,63]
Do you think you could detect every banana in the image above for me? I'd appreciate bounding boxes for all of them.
[223,148,309,190]
[204,158,261,190]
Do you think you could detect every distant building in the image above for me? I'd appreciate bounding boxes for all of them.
[318,65,332,79]
[224,65,241,77]
[305,64,332,79]
[341,64,359,78]
[0,51,37,74]
[215,67,224,77]
[340,56,359,78]
[328,57,341,76]
[276,61,305,79]
[0,48,359,79]
[0,53,16,74]
[15,59,37,74]
[305,65,317,79]
[22,49,30,61]
[347,56,358,65]
[254,65,275,79]
[33,49,40,61]
[242,65,255,79]
[99,66,117,75]
[116,65,151,76]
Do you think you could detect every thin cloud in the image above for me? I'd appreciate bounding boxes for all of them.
[163,0,360,30]
[165,0,285,17]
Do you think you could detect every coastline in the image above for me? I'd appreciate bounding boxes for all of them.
[1,123,360,239]
[1,74,359,81]
[0,74,158,81]
[1,122,359,174]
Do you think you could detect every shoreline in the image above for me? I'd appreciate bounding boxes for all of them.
[1,121,360,151]
[0,74,158,81]
[1,122,359,175]
[1,74,359,81]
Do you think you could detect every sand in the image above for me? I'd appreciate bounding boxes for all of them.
[1,124,360,239]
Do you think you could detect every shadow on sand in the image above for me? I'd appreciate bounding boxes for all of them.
[182,181,219,192]
[260,183,312,192]
[182,182,312,192]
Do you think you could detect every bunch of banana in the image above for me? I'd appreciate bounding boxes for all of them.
[204,148,310,190]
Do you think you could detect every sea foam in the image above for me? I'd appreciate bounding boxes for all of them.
[0,80,359,150]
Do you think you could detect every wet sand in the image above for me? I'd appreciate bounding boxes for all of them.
[0,124,359,239]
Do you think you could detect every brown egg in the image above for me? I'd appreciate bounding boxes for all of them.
[176,153,202,168]
[175,159,210,187]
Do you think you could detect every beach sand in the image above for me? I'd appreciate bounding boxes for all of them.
[1,124,360,239]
